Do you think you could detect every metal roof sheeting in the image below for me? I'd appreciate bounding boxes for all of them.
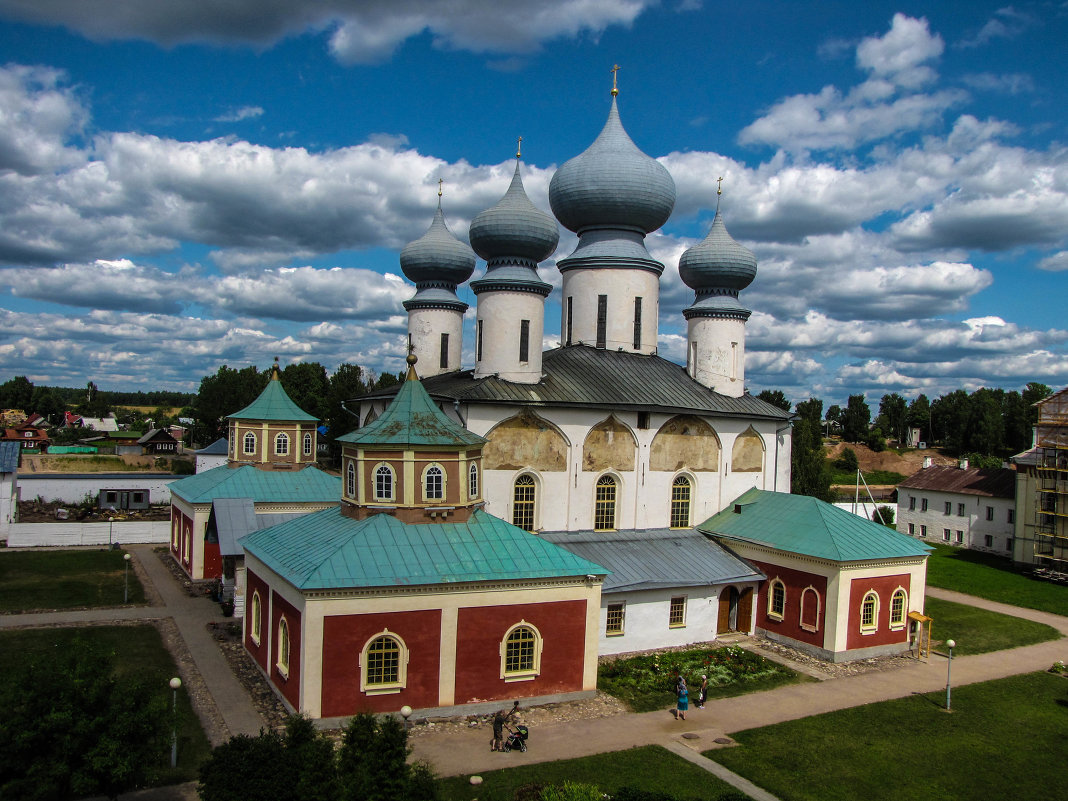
[366,345,792,420]
[897,465,1015,499]
[228,377,318,423]
[241,508,608,590]
[698,488,931,563]
[539,528,763,593]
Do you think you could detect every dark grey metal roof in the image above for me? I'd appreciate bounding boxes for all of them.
[539,528,763,593]
[365,344,791,421]
[208,498,305,556]
[0,441,19,473]
[196,437,229,456]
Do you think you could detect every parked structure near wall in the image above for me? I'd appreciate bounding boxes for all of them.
[896,461,1016,557]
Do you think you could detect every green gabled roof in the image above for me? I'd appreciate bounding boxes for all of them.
[337,366,485,449]
[169,464,339,504]
[697,488,931,562]
[228,373,318,423]
[241,507,608,590]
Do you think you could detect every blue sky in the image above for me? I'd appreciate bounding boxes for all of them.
[0,0,1065,408]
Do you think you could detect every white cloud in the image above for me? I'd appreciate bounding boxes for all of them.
[961,73,1036,95]
[956,6,1035,49]
[214,106,264,123]
[1037,251,1068,272]
[0,64,86,175]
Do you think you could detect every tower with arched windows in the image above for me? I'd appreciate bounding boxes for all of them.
[239,354,608,720]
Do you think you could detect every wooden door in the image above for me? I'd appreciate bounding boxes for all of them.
[737,588,753,633]
[717,591,732,633]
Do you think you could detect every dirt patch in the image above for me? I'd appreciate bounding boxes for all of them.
[16,499,172,523]
[20,453,192,474]
[826,441,956,478]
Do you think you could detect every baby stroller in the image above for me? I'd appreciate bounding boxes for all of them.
[503,724,529,752]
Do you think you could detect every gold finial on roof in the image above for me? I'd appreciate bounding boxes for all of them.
[271,356,280,380]
[717,176,723,196]
[610,64,620,96]
[405,335,418,379]
[516,136,522,159]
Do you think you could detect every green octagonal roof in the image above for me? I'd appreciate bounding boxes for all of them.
[228,371,318,423]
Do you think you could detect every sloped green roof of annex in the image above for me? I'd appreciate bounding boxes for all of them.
[336,364,485,449]
[169,464,339,504]
[696,488,931,562]
[228,372,318,423]
[241,507,608,590]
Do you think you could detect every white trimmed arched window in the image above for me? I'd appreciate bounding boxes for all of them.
[594,475,617,531]
[767,578,786,621]
[500,621,542,681]
[861,591,880,634]
[346,461,356,499]
[889,588,908,630]
[375,463,395,501]
[242,431,257,455]
[277,617,291,678]
[249,591,262,645]
[359,630,408,694]
[513,474,536,531]
[670,475,692,528]
[469,462,479,500]
[423,464,444,501]
[303,432,313,457]
[275,432,289,456]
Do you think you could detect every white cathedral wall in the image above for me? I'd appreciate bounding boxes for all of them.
[687,316,747,398]
[459,403,790,532]
[561,270,660,355]
[474,290,545,382]
[408,307,464,378]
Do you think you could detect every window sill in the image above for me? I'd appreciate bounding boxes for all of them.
[889,623,906,632]
[250,635,260,647]
[503,672,538,683]
[606,631,624,637]
[668,623,686,629]
[276,665,289,680]
[767,613,784,622]
[799,623,818,633]
[860,628,878,636]
[364,685,403,695]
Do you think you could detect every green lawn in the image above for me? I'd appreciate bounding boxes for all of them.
[926,542,1068,616]
[437,744,745,801]
[706,672,1068,801]
[0,548,146,612]
[599,645,813,713]
[0,625,211,787]
[923,597,1061,654]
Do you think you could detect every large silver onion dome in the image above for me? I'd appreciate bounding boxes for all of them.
[549,96,676,235]
[470,160,559,264]
[400,204,476,286]
[679,212,757,293]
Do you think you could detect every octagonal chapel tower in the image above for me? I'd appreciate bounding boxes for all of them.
[548,80,676,354]
[401,191,476,378]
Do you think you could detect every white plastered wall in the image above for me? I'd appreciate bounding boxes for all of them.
[474,290,545,382]
[687,316,747,398]
[561,269,660,354]
[408,307,465,378]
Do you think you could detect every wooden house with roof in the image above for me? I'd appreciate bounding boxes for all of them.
[698,489,931,662]
[240,355,607,720]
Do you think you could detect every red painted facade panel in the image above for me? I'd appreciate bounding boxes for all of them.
[320,610,443,717]
[454,600,587,705]
[846,573,911,650]
[750,559,827,649]
[203,541,221,580]
[270,591,302,710]
[244,569,271,671]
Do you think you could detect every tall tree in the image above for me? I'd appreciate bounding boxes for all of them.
[0,375,33,410]
[756,389,791,412]
[192,365,268,444]
[791,415,834,502]
[795,397,823,424]
[841,394,870,443]
[878,393,908,443]
[280,362,329,421]
[906,394,931,443]
[29,386,62,424]
[930,389,969,450]
[962,388,1004,456]
[325,363,368,441]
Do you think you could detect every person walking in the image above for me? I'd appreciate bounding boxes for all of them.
[697,675,708,709]
[491,708,507,751]
[675,678,689,721]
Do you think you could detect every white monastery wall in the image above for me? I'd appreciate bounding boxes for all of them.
[7,520,171,547]
[561,270,660,354]
[18,474,178,505]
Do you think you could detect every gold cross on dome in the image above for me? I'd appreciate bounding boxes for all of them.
[717,176,723,195]
[437,178,443,198]
[610,64,620,96]
[516,136,522,159]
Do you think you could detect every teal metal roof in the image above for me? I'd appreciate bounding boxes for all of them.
[241,508,608,590]
[228,375,318,423]
[337,367,485,449]
[697,488,931,562]
[169,464,340,504]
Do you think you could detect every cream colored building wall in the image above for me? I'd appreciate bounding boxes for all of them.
[687,316,747,398]
[277,573,601,718]
[408,307,465,378]
[474,290,546,382]
[827,559,928,654]
[560,269,660,355]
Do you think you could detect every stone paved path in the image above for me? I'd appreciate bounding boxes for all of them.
[3,552,1066,801]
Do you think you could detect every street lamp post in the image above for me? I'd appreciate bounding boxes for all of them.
[169,677,182,767]
[400,705,412,731]
[945,639,956,711]
[123,552,132,603]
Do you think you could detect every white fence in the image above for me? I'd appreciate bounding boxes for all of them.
[6,520,171,548]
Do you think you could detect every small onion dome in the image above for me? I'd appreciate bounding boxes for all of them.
[470,160,559,265]
[400,205,476,286]
[678,212,757,293]
[549,96,676,235]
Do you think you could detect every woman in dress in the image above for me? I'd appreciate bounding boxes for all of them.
[675,678,689,721]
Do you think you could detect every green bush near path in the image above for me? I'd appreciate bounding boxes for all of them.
[926,543,1068,616]
[923,597,1061,655]
[436,745,745,801]
[706,672,1068,801]
[599,645,812,713]
[0,548,146,612]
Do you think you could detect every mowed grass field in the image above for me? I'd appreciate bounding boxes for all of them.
[0,548,146,612]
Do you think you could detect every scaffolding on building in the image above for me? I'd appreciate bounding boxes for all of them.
[1034,390,1068,574]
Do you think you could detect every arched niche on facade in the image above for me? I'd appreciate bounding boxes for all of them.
[483,409,568,471]
[650,415,720,472]
[731,426,765,473]
[582,415,637,472]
